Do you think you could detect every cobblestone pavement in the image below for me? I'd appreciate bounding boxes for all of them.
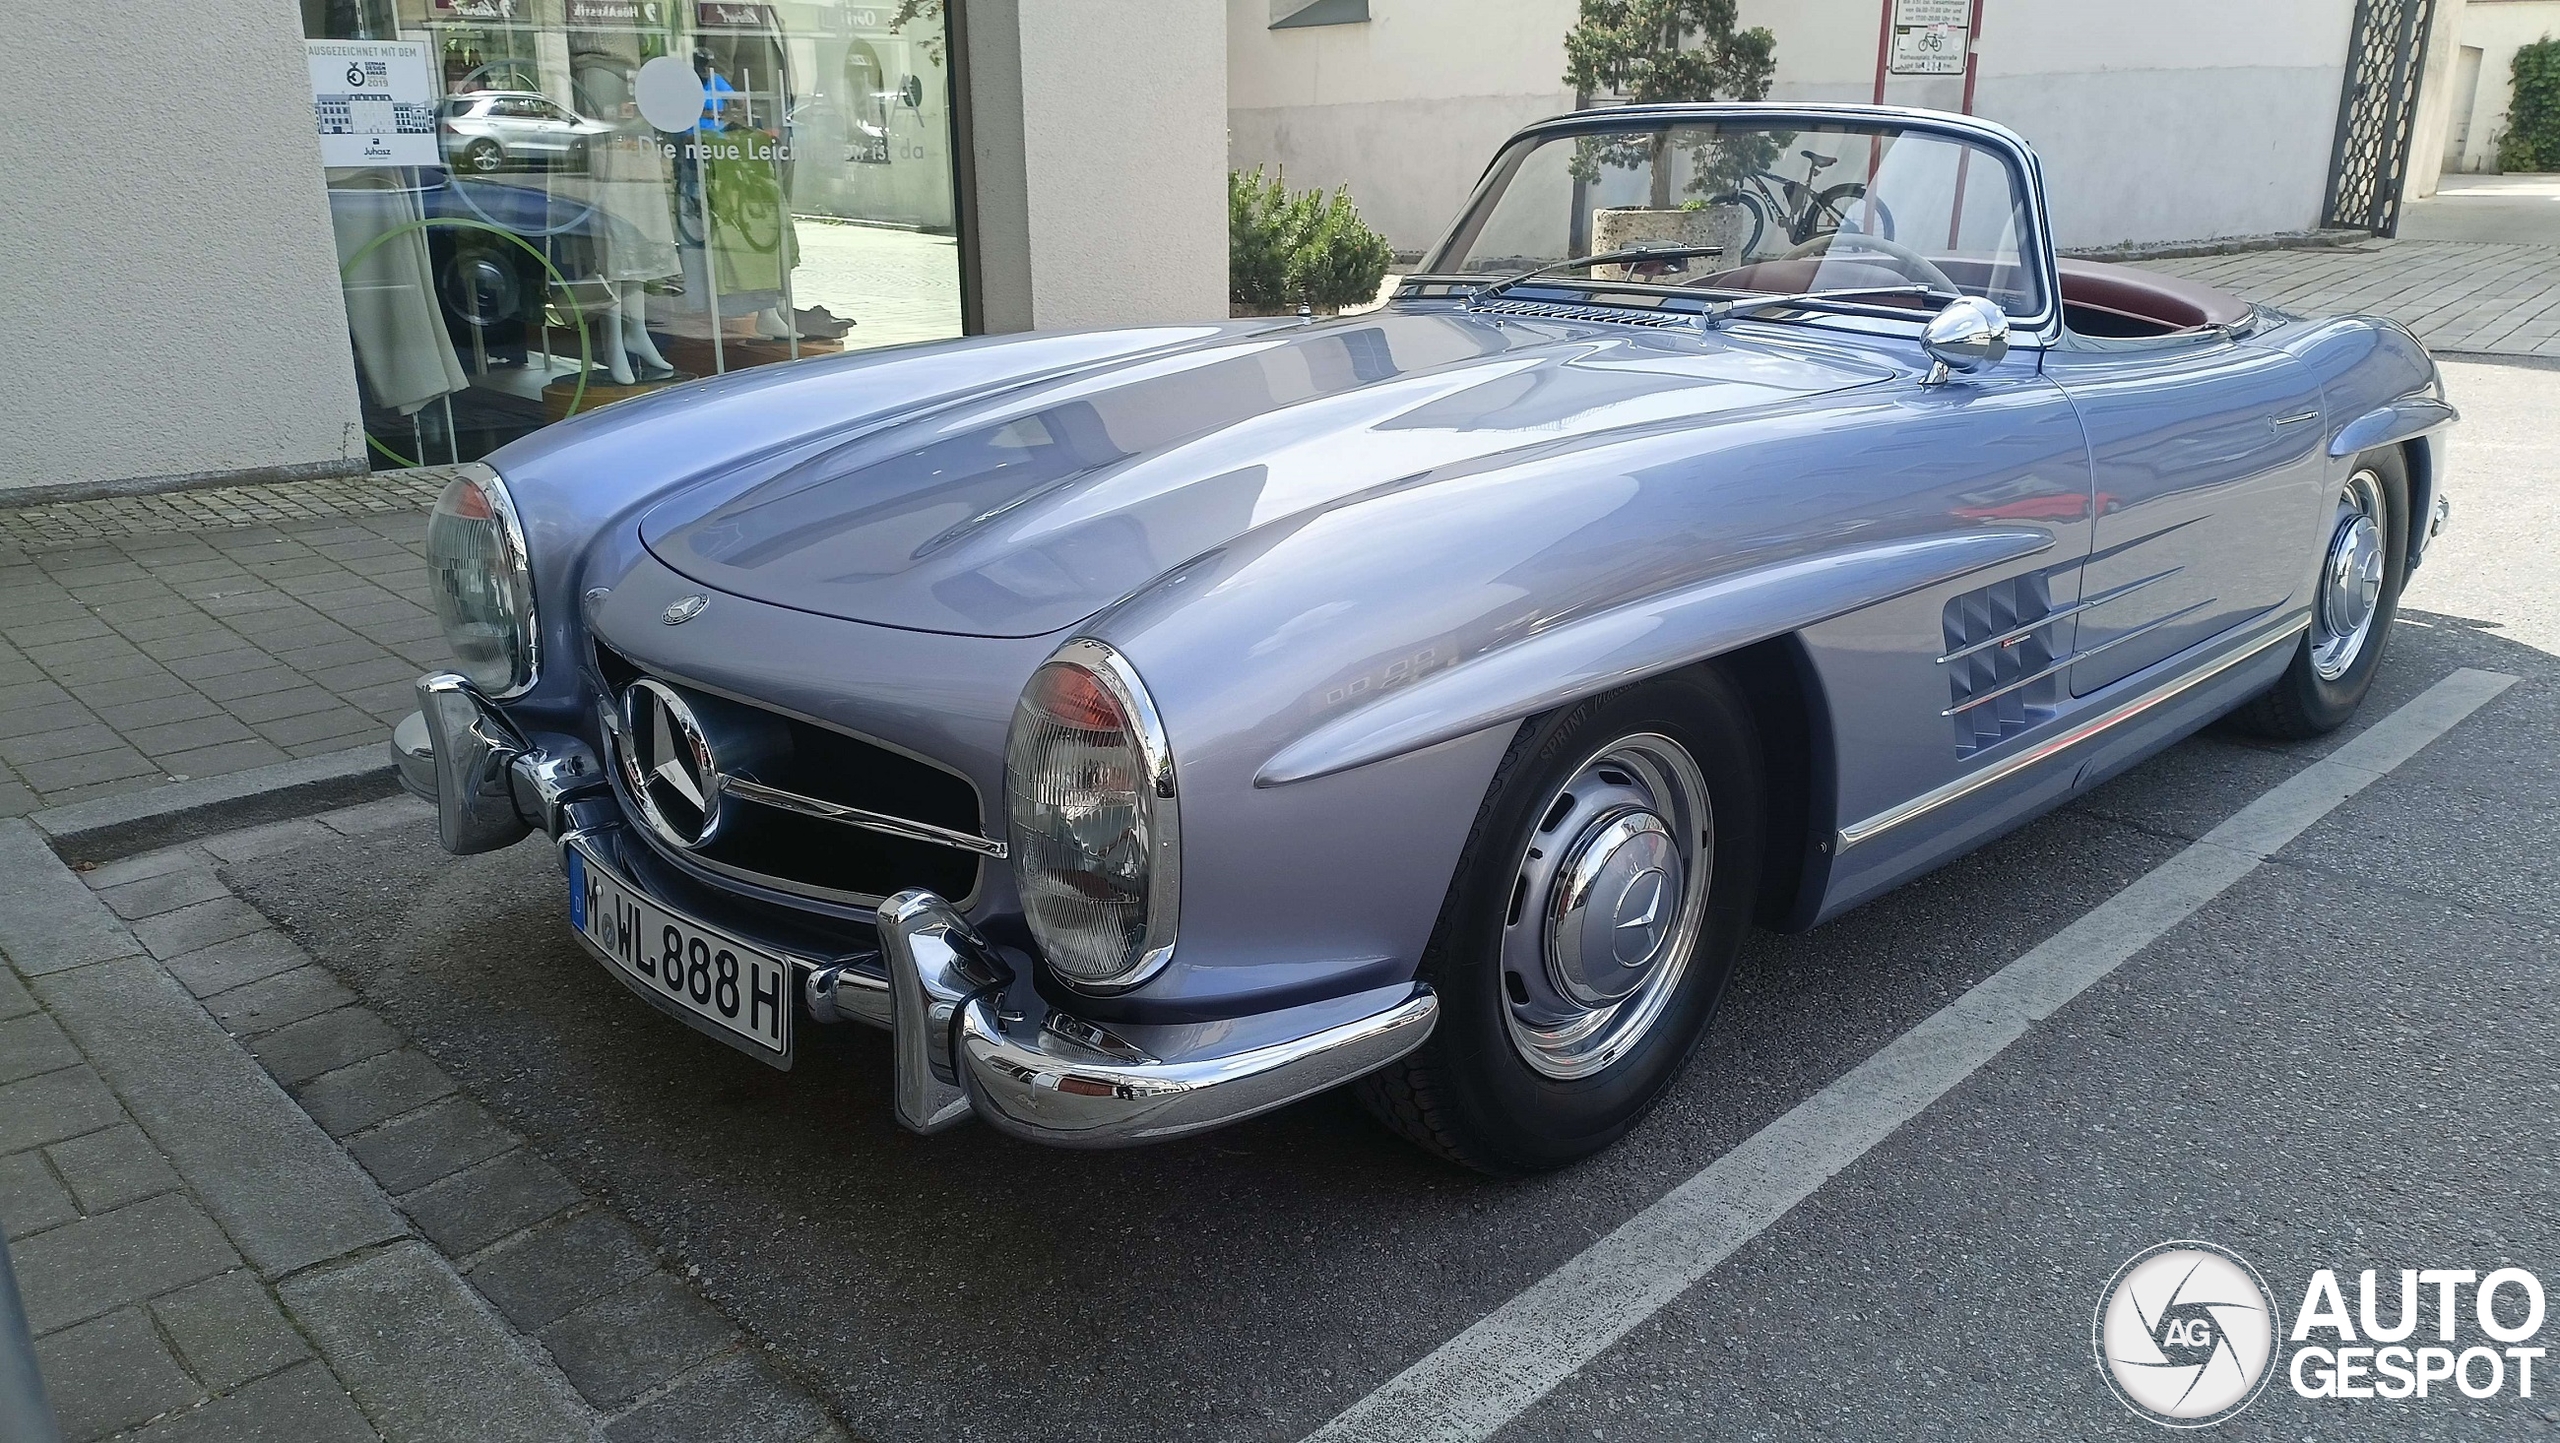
[0,804,846,1441]
[2139,238,2560,357]
[0,478,450,818]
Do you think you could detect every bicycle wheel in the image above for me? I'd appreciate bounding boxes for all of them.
[1802,183,1894,244]
[1705,192,1772,260]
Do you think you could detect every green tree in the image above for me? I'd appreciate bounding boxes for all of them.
[1562,0,1777,207]
[2496,36,2560,172]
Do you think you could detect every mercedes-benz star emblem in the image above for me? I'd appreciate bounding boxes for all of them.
[617,680,723,849]
[662,594,709,625]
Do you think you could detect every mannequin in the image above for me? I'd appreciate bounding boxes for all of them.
[604,280,675,383]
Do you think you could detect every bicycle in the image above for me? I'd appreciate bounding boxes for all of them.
[1707,149,1896,260]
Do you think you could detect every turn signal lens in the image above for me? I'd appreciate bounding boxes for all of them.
[425,464,538,697]
[1004,650,1176,987]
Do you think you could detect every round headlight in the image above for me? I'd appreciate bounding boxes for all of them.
[1004,640,1180,990]
[425,463,538,697]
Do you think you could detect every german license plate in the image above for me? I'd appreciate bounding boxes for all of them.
[566,842,793,1065]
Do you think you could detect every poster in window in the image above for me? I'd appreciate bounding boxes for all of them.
[307,40,437,167]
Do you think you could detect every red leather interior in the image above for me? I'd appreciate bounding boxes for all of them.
[1692,254,2252,334]
[2055,258,2252,331]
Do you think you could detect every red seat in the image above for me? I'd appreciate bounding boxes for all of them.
[2056,258,2252,332]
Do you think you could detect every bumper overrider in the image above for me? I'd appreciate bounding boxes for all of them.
[391,672,1439,1147]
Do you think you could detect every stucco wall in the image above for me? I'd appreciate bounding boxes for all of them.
[972,0,1228,328]
[1228,0,1578,252]
[1230,0,2361,254]
[0,0,362,495]
[2445,0,2560,174]
[1742,0,2357,249]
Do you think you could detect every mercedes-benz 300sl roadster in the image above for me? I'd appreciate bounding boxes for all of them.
[393,104,2454,1173]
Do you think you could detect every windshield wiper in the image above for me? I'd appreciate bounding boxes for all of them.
[1698,283,1949,327]
[1462,245,1730,311]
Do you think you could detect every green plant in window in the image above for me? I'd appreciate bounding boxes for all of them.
[2497,36,2560,172]
[1562,0,1778,206]
[1229,168,1393,314]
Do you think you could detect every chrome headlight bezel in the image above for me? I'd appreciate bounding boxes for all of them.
[425,462,539,699]
[1002,638,1181,994]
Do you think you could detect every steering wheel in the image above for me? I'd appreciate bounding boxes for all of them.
[1777,230,1962,300]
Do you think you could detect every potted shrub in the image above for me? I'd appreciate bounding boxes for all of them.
[1229,168,1395,316]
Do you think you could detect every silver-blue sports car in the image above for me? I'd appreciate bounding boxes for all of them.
[394,103,2455,1173]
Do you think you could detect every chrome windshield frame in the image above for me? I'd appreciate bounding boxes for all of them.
[1416,102,2064,350]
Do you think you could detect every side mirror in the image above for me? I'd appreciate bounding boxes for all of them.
[1921,296,2010,384]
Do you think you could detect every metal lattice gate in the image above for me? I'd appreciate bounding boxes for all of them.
[2322,0,2441,236]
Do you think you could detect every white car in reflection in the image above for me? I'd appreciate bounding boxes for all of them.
[440,91,611,174]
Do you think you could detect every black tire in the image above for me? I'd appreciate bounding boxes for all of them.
[1706,192,1772,260]
[2232,447,2410,739]
[1358,670,1765,1175]
[462,138,504,174]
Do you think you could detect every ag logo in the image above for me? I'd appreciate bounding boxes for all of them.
[345,64,368,87]
[2095,1241,2281,1427]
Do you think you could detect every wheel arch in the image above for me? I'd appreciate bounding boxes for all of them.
[1700,635,1833,933]
[2398,434,2435,574]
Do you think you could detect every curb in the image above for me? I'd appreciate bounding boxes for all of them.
[0,458,369,510]
[32,745,401,864]
[2062,227,2372,262]
[2430,349,2560,370]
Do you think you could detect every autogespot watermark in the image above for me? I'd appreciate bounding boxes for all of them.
[2096,1242,2548,1427]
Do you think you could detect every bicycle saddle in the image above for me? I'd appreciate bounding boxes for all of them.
[1800,150,1837,171]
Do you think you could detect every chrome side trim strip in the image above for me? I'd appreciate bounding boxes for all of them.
[1934,568,2181,667]
[719,775,1009,860]
[1939,597,2213,717]
[1840,614,2307,851]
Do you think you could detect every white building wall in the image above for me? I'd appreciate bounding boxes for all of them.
[973,0,1229,327]
[2439,0,2560,175]
[1742,0,2358,249]
[1228,0,1579,253]
[1230,0,2363,255]
[0,0,364,496]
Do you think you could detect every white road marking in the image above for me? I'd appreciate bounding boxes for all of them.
[1307,667,2518,1443]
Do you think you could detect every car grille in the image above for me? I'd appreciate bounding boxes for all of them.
[594,644,992,909]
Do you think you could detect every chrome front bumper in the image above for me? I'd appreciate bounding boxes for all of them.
[391,673,1441,1148]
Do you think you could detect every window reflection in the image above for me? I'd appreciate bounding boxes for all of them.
[306,0,964,468]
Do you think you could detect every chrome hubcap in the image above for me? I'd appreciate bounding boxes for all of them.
[1501,734,1712,1080]
[2312,469,2387,682]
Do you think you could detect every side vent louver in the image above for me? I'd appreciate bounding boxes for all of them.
[1941,575,2065,755]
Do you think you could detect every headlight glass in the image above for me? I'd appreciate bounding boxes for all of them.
[425,463,538,696]
[1004,642,1178,989]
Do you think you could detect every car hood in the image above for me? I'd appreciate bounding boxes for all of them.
[641,309,1894,637]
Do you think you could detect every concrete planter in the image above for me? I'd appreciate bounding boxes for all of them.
[1589,205,1752,278]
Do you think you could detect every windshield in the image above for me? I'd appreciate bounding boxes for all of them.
[1425,116,2047,321]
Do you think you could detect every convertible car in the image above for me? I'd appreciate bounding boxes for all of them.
[394,104,2454,1174]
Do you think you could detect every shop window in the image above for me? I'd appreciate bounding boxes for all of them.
[306,0,966,469]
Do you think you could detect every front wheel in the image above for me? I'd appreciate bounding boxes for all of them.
[1359,671,1764,1174]
[2232,447,2410,738]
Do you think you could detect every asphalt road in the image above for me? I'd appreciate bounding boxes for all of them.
[225,358,2560,1442]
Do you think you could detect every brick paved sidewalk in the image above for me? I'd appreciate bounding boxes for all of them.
[0,808,845,1442]
[2140,238,2560,358]
[0,473,449,819]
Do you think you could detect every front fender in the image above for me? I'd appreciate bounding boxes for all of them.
[1255,528,2050,786]
[2329,393,2457,459]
